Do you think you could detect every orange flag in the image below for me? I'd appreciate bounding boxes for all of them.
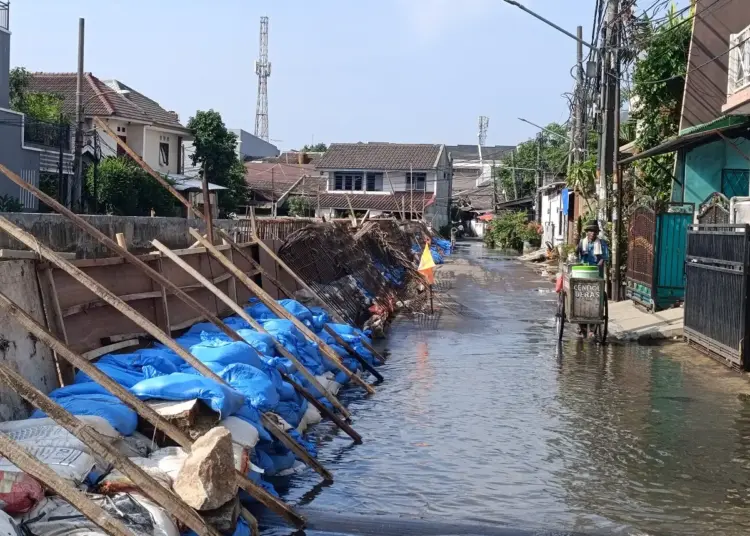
[418,242,436,284]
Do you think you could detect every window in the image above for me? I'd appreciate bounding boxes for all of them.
[366,172,383,191]
[405,172,426,191]
[333,172,363,191]
[722,169,750,198]
[159,142,170,166]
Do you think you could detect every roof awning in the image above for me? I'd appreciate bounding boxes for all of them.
[169,175,228,192]
[620,118,750,165]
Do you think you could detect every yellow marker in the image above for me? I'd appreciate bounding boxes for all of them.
[418,242,436,284]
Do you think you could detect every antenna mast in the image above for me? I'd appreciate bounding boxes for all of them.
[254,16,271,141]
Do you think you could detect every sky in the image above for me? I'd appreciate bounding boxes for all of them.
[12,1,609,151]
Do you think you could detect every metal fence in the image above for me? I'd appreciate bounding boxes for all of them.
[684,224,750,370]
[626,206,656,288]
[23,119,70,151]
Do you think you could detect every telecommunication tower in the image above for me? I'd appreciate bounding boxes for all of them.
[478,116,489,147]
[254,16,271,141]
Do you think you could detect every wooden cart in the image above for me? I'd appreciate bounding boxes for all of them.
[555,264,608,343]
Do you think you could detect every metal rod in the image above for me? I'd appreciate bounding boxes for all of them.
[502,0,594,48]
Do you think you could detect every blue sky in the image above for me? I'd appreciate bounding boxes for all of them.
[12,1,607,150]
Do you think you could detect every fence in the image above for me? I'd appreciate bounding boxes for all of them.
[626,206,656,304]
[684,224,750,370]
[236,217,316,242]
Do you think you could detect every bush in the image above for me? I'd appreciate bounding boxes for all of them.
[87,157,178,216]
[484,211,541,251]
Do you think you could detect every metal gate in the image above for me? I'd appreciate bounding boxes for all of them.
[626,205,656,293]
[685,224,750,370]
[697,192,730,225]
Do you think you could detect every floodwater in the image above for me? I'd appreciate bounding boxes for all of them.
[263,242,750,536]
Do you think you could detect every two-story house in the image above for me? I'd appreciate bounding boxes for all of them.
[314,143,452,229]
[28,73,192,205]
[620,0,750,214]
[0,2,42,211]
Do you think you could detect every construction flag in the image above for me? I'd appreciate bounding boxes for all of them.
[418,242,436,284]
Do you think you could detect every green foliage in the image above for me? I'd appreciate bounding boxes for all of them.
[187,110,248,216]
[300,143,327,152]
[631,4,691,201]
[9,67,66,122]
[87,157,178,216]
[0,194,24,212]
[484,211,542,251]
[287,196,314,217]
[495,123,570,201]
[567,156,597,213]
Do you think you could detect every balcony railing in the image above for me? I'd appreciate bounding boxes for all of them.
[24,118,71,151]
[0,2,8,31]
[728,26,750,95]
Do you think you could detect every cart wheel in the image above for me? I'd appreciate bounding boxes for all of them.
[556,291,565,341]
[595,292,609,345]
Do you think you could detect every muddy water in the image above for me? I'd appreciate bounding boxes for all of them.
[264,242,750,536]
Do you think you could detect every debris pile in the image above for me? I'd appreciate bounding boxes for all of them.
[0,296,382,535]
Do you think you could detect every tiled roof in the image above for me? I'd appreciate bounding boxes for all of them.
[28,73,186,130]
[244,162,323,201]
[317,191,434,211]
[316,143,443,171]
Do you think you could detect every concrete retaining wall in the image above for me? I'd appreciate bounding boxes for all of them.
[0,213,240,258]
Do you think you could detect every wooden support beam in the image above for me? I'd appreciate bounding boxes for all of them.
[36,266,73,385]
[0,162,239,343]
[189,229,375,396]
[0,363,222,536]
[115,233,127,249]
[151,240,355,429]
[261,413,332,481]
[279,371,361,444]
[322,325,384,382]
[0,435,135,536]
[0,290,305,529]
[0,217,306,525]
[82,339,140,361]
[152,258,171,333]
[249,235,387,365]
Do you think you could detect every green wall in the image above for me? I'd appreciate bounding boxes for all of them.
[682,140,724,205]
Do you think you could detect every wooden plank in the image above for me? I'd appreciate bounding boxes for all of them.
[190,229,375,395]
[261,413,332,481]
[251,237,389,364]
[0,363,222,536]
[82,339,140,361]
[152,258,171,334]
[151,240,354,429]
[0,290,304,529]
[0,432,135,536]
[61,272,238,318]
[322,325,384,382]
[0,249,76,260]
[0,216,310,520]
[224,239,239,305]
[68,244,243,269]
[36,266,73,385]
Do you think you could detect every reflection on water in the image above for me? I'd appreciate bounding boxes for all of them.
[263,242,750,536]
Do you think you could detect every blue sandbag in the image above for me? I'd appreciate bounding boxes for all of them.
[234,403,272,443]
[186,518,251,536]
[217,363,279,412]
[263,320,328,375]
[308,306,330,331]
[252,447,276,475]
[279,299,314,326]
[267,451,296,475]
[189,340,265,370]
[131,373,245,417]
[235,329,277,357]
[274,399,307,428]
[133,346,184,368]
[288,428,317,458]
[245,299,277,322]
[74,352,177,387]
[32,384,137,435]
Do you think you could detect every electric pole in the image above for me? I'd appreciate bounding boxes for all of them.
[536,134,543,223]
[73,18,84,210]
[597,0,618,222]
[611,19,623,301]
[254,16,271,142]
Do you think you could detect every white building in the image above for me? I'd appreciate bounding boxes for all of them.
[539,177,568,247]
[315,143,453,229]
[446,145,514,187]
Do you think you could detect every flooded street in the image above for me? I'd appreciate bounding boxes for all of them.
[266,242,750,536]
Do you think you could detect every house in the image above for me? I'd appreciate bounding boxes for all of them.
[314,143,453,229]
[539,173,568,247]
[243,161,321,216]
[0,2,42,211]
[28,73,193,205]
[620,0,750,210]
[182,129,280,177]
[447,144,514,187]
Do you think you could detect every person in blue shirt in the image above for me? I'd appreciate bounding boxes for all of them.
[576,220,609,277]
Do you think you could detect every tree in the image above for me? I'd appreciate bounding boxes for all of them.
[9,67,66,122]
[287,196,314,217]
[87,157,178,216]
[630,5,691,201]
[300,143,327,152]
[495,123,570,200]
[187,110,247,215]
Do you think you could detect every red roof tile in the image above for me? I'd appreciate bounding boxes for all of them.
[317,192,434,211]
[316,143,443,171]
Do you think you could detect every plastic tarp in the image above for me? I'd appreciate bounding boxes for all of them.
[188,340,265,371]
[31,384,137,436]
[131,373,245,417]
[74,352,177,388]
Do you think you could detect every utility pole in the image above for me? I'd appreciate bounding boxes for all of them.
[597,0,618,222]
[73,18,85,211]
[565,25,584,245]
[611,20,623,301]
[536,134,543,223]
[492,165,498,214]
[511,149,518,200]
